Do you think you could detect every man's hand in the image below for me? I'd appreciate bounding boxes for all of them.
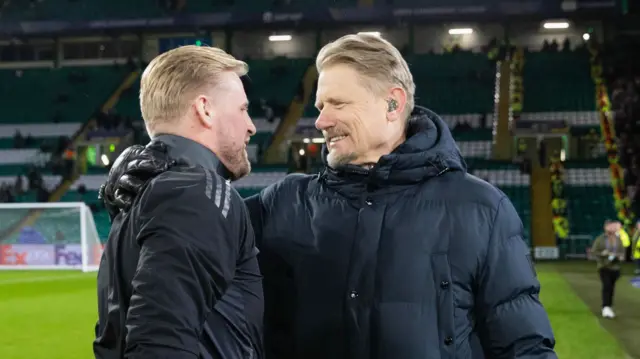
[99,141,176,219]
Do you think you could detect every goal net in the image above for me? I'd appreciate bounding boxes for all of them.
[0,202,103,272]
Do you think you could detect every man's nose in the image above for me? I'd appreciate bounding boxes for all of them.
[247,118,257,136]
[315,112,334,131]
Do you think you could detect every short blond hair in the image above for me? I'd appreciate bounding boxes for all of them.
[140,45,248,133]
[316,34,415,118]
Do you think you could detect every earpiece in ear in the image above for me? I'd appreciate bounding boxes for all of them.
[387,99,398,113]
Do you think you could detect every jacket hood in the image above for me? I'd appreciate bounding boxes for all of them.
[321,106,466,188]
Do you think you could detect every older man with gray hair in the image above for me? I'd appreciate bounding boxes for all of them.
[101,34,557,359]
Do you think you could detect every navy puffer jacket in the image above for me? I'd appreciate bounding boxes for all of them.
[246,106,556,359]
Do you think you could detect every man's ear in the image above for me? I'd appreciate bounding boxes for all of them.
[386,87,407,122]
[194,95,214,129]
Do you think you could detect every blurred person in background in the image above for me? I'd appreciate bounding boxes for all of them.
[612,220,631,260]
[592,220,627,318]
[102,34,556,359]
[633,221,640,275]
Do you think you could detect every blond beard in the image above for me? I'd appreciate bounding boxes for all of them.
[221,147,251,181]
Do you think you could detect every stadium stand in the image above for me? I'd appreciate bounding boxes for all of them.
[604,36,640,221]
[519,46,616,245]
[0,0,361,21]
[0,66,130,123]
[522,50,595,112]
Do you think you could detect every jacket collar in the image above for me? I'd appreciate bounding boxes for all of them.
[151,133,233,180]
[321,106,466,189]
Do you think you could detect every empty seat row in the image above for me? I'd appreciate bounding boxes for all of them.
[522,51,595,112]
[0,66,130,124]
[519,111,600,126]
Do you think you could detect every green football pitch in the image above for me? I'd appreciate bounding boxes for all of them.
[0,261,638,359]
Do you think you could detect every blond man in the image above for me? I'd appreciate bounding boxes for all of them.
[103,35,556,359]
[94,45,263,359]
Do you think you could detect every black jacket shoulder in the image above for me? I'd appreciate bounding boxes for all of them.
[136,164,254,261]
[140,165,238,216]
[257,173,316,206]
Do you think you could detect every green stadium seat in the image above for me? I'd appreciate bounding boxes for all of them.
[0,137,58,149]
[522,51,595,112]
[245,58,311,110]
[407,52,495,114]
[520,111,600,127]
[564,158,609,169]
[0,67,130,124]
[452,128,492,141]
[456,141,491,159]
[563,167,615,238]
[565,186,615,238]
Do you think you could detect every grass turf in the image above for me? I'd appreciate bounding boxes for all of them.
[0,271,98,359]
[537,262,633,359]
[551,261,640,359]
[0,262,636,358]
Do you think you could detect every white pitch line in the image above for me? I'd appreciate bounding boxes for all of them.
[0,273,93,285]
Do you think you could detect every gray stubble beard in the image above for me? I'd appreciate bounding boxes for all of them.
[327,150,358,169]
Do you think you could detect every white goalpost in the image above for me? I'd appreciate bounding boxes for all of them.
[0,202,103,272]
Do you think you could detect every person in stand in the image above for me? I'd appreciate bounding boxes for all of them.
[592,220,627,319]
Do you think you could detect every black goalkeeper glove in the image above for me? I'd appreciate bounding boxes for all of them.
[98,141,176,221]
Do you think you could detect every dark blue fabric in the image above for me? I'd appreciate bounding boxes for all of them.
[246,106,556,359]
